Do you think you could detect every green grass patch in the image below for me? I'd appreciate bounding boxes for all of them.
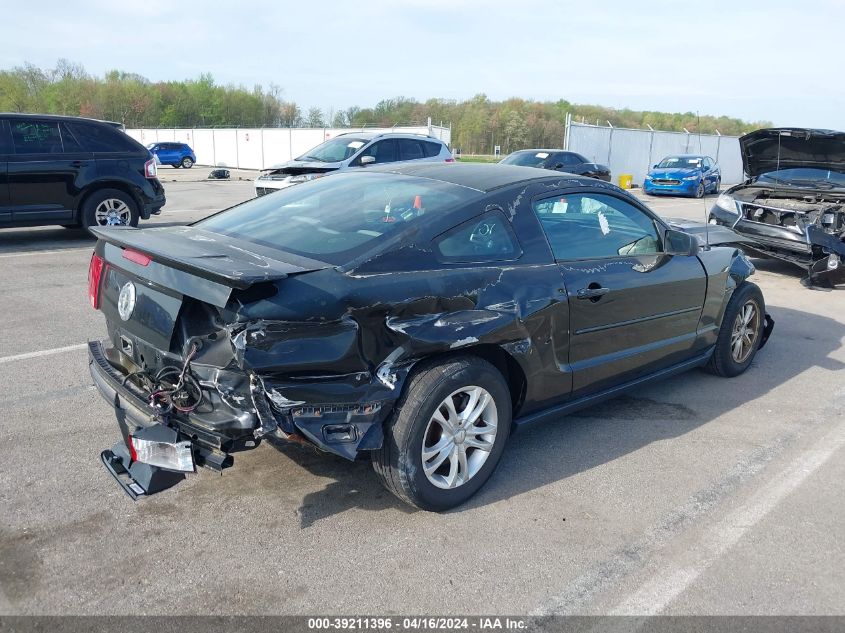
[456,155,501,163]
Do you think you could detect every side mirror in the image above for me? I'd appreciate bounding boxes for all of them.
[360,155,376,166]
[553,163,564,170]
[653,164,658,169]
[664,229,699,257]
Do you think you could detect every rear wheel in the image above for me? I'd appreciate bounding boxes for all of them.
[704,282,765,377]
[372,356,511,511]
[81,189,139,232]
[181,156,194,168]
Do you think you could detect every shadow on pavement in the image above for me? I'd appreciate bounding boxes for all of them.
[260,305,843,521]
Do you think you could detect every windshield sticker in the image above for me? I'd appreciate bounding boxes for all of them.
[535,152,549,159]
[347,141,365,149]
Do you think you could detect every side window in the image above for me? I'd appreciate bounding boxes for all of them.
[532,192,661,260]
[398,139,425,161]
[560,153,580,166]
[0,121,12,154]
[423,141,443,157]
[10,120,63,154]
[434,210,522,262]
[359,140,397,164]
[65,121,138,153]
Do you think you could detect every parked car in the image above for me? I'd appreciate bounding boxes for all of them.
[147,142,196,169]
[0,113,165,230]
[499,149,611,181]
[254,132,453,196]
[709,128,845,288]
[88,164,772,510]
[644,155,721,198]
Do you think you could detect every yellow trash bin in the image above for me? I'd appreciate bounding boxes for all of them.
[618,174,633,189]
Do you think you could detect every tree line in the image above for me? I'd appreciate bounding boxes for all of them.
[0,61,771,153]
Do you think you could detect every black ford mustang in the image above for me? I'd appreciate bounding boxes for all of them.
[88,163,772,510]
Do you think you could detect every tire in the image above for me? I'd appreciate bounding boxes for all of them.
[372,356,512,511]
[181,156,194,169]
[695,182,705,198]
[703,281,765,377]
[81,189,139,231]
[172,163,181,169]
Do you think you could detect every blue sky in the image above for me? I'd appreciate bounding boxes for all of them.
[2,0,843,128]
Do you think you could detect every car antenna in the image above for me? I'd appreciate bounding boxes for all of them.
[698,111,710,249]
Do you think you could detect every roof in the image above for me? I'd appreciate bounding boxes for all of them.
[366,162,594,192]
[334,130,442,142]
[0,112,123,127]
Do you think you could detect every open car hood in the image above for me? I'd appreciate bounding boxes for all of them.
[739,128,845,178]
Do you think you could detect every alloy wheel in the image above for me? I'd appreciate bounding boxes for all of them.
[730,300,760,363]
[94,198,132,226]
[421,386,498,490]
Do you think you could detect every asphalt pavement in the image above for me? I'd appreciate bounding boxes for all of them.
[1,167,842,616]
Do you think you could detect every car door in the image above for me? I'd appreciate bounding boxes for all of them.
[0,120,11,224]
[531,189,708,397]
[7,118,93,223]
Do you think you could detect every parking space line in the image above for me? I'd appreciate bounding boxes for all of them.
[609,418,845,615]
[0,343,87,364]
[0,248,92,259]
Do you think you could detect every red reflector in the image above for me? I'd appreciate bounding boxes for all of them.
[127,435,138,462]
[88,253,105,309]
[445,158,455,163]
[122,249,151,266]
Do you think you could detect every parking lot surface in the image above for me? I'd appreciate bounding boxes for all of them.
[1,169,843,615]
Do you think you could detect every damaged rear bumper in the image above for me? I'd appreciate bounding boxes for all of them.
[88,340,389,465]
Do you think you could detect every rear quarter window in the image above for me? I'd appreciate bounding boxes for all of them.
[65,121,141,153]
[434,210,522,263]
[423,141,444,157]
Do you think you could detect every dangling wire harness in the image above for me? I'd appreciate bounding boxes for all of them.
[121,342,204,415]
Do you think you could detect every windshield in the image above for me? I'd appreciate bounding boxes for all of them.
[757,167,845,187]
[500,151,550,167]
[295,137,369,163]
[195,172,480,265]
[656,157,703,169]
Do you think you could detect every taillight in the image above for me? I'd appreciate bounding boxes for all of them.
[144,158,157,179]
[88,253,105,309]
[445,157,455,163]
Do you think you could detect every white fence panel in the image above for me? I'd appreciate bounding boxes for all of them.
[126,125,451,170]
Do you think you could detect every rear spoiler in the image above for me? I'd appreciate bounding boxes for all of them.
[91,225,330,290]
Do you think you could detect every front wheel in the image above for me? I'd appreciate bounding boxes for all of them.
[695,182,705,198]
[704,282,766,377]
[181,157,194,168]
[372,356,511,511]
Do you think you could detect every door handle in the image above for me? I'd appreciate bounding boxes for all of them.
[576,286,610,300]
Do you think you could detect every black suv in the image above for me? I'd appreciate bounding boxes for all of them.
[0,114,165,231]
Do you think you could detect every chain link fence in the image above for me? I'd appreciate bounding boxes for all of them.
[564,116,744,186]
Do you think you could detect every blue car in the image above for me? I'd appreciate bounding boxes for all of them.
[644,155,720,198]
[147,142,196,169]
